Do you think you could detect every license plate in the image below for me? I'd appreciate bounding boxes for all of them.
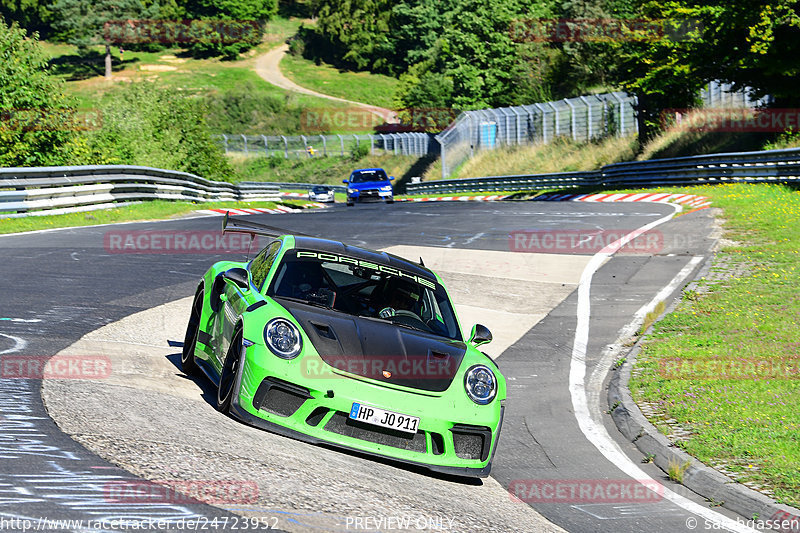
[349,402,419,434]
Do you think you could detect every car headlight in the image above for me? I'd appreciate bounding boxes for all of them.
[464,364,497,405]
[347,188,356,194]
[381,186,392,191]
[264,318,302,359]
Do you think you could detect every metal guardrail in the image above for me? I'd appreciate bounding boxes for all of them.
[257,182,347,193]
[406,147,800,195]
[0,165,280,217]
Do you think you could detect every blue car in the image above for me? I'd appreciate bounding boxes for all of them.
[343,168,394,206]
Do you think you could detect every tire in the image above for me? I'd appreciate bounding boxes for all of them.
[181,288,203,376]
[346,201,354,207]
[217,327,243,413]
[386,199,394,204]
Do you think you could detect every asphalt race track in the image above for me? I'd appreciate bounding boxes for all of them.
[0,200,759,532]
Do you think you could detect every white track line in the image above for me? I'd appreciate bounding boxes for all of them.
[0,332,27,355]
[570,204,757,532]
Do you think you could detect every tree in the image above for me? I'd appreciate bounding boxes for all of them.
[183,0,277,59]
[0,18,80,166]
[0,0,51,35]
[50,0,156,79]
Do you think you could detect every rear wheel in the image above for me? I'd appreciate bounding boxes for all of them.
[181,288,203,375]
[217,327,243,413]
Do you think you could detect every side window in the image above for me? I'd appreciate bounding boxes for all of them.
[249,241,281,290]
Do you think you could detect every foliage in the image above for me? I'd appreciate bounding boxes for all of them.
[183,0,277,59]
[49,0,155,48]
[0,0,51,35]
[0,18,79,166]
[202,81,308,134]
[85,83,234,180]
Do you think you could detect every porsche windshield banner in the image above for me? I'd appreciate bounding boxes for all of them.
[295,251,437,289]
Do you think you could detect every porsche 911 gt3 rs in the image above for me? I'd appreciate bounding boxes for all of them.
[182,214,505,477]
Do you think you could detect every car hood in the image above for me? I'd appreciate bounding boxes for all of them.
[279,300,466,393]
[347,181,391,190]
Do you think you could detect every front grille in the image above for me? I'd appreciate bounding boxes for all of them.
[451,424,492,461]
[324,412,426,453]
[253,378,310,417]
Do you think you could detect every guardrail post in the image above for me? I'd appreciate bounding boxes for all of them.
[338,134,344,156]
[240,134,248,154]
[281,135,288,158]
[261,135,268,156]
[370,135,375,154]
[221,134,229,154]
[320,135,327,156]
[300,135,307,158]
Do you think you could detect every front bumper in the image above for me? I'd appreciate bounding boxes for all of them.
[232,351,503,477]
[348,189,393,203]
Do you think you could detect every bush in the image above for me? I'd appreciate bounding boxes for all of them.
[0,19,80,166]
[85,83,233,180]
[202,82,310,134]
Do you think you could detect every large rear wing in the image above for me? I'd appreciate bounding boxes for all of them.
[221,211,309,239]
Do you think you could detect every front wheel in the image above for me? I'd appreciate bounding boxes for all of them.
[217,328,243,413]
[181,288,203,375]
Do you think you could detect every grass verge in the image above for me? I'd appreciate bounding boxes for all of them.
[0,199,311,235]
[280,53,399,109]
[425,136,638,181]
[626,183,800,507]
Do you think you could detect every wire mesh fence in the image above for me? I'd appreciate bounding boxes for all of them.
[435,92,637,179]
[701,81,771,108]
[215,133,437,159]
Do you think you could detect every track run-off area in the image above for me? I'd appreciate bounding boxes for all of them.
[0,199,765,532]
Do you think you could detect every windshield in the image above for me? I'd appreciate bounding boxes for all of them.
[267,249,462,341]
[312,186,330,193]
[350,169,388,183]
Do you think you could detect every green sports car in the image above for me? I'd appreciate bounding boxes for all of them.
[182,214,505,477]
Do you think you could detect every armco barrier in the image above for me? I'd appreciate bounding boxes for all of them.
[0,165,280,217]
[406,146,800,195]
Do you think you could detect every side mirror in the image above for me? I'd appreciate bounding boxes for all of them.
[389,176,395,181]
[342,179,349,184]
[469,324,492,347]
[222,267,250,291]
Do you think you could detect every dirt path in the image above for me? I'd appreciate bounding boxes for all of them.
[254,44,397,122]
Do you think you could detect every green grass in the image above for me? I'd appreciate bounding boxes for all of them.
[0,199,311,235]
[40,17,353,118]
[627,183,800,507]
[280,53,399,109]
[426,135,639,181]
